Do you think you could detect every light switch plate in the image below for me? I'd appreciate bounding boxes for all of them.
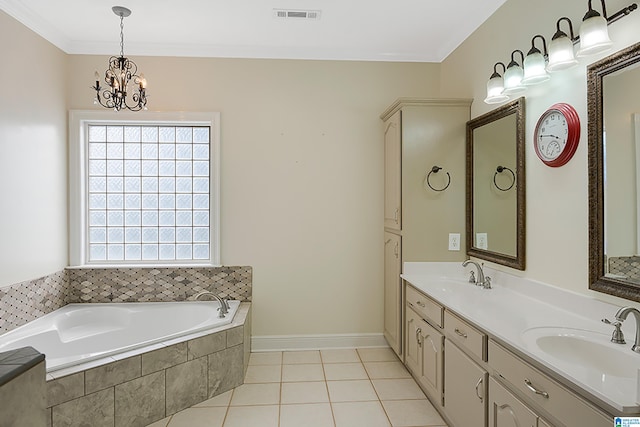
[476,233,488,250]
[448,233,460,251]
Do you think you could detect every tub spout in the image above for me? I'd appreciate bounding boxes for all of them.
[194,291,228,318]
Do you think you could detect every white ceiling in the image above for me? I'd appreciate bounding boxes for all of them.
[0,0,506,62]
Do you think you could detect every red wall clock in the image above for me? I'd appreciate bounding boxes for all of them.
[533,103,581,167]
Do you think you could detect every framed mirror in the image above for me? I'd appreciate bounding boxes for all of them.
[466,98,526,270]
[588,41,640,302]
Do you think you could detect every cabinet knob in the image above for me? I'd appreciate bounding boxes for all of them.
[416,327,422,347]
[416,301,426,308]
[394,208,399,223]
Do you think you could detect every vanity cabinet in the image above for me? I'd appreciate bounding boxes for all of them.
[384,231,402,355]
[444,339,488,427]
[490,377,549,427]
[381,98,471,357]
[489,341,610,427]
[405,305,444,406]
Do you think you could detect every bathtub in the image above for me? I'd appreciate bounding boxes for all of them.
[0,300,240,373]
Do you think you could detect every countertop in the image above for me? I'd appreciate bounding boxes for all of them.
[401,262,640,414]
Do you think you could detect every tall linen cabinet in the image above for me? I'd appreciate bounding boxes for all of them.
[380,98,471,357]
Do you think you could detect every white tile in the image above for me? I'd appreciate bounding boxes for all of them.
[166,407,226,427]
[372,379,426,401]
[193,390,232,407]
[332,401,391,427]
[282,363,325,382]
[244,364,282,383]
[147,416,171,427]
[281,381,329,404]
[364,361,411,379]
[223,405,279,427]
[323,363,368,381]
[357,347,399,362]
[280,403,335,427]
[229,383,280,406]
[327,380,378,402]
[320,349,360,363]
[249,352,282,366]
[283,350,321,364]
[381,399,446,427]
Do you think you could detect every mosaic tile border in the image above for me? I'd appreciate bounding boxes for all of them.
[608,256,640,284]
[0,266,252,334]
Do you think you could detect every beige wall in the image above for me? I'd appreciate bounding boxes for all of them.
[67,55,442,336]
[441,0,640,309]
[0,11,68,287]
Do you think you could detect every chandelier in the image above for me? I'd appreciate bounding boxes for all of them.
[92,6,147,111]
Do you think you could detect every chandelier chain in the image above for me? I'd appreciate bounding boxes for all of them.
[119,15,124,57]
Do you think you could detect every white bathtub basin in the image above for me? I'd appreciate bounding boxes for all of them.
[0,300,240,373]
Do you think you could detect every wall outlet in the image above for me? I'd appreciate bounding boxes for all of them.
[448,233,461,251]
[476,233,488,250]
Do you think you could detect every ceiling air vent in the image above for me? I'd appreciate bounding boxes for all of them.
[273,9,321,20]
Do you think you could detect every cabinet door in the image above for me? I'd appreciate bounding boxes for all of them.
[444,340,487,427]
[405,306,422,375]
[384,110,401,230]
[384,232,402,355]
[419,317,444,406]
[489,378,537,427]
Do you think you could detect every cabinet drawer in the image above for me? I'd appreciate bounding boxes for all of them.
[406,285,443,327]
[489,340,611,427]
[444,311,486,361]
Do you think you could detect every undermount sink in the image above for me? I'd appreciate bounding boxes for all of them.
[521,327,640,379]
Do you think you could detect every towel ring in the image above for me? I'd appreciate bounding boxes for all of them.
[426,166,451,192]
[494,166,515,191]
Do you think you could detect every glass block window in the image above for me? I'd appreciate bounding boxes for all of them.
[87,124,211,262]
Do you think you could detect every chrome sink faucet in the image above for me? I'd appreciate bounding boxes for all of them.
[194,291,229,318]
[462,260,491,289]
[614,306,640,353]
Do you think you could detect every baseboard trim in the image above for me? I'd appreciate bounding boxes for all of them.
[251,333,388,352]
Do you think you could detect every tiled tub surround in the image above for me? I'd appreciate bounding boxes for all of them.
[402,262,640,416]
[45,302,251,427]
[0,347,47,427]
[0,266,252,333]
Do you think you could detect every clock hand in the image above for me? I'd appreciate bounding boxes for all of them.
[538,134,560,139]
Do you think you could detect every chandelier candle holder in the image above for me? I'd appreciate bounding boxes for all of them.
[92,6,147,112]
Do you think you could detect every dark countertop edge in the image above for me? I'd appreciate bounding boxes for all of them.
[0,347,45,387]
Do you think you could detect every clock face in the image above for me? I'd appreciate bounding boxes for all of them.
[536,110,568,161]
[534,103,580,167]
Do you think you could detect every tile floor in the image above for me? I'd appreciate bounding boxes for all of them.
[147,348,448,427]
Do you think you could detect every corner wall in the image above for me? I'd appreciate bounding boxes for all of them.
[440,0,640,309]
[0,11,68,288]
[67,55,442,337]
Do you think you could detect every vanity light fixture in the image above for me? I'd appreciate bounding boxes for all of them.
[484,62,510,104]
[522,35,551,85]
[503,50,527,95]
[547,18,579,71]
[92,6,148,112]
[577,0,613,57]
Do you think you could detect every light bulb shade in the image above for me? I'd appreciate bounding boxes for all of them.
[484,75,509,104]
[522,51,550,85]
[503,65,526,94]
[577,14,612,57]
[547,35,578,71]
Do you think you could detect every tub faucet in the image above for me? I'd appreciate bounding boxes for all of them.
[462,260,491,289]
[615,306,640,354]
[194,291,228,318]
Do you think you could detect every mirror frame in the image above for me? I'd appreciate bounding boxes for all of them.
[466,97,526,270]
[588,41,640,302]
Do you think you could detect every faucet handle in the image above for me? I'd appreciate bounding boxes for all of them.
[483,276,492,289]
[602,318,626,344]
[468,270,476,284]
